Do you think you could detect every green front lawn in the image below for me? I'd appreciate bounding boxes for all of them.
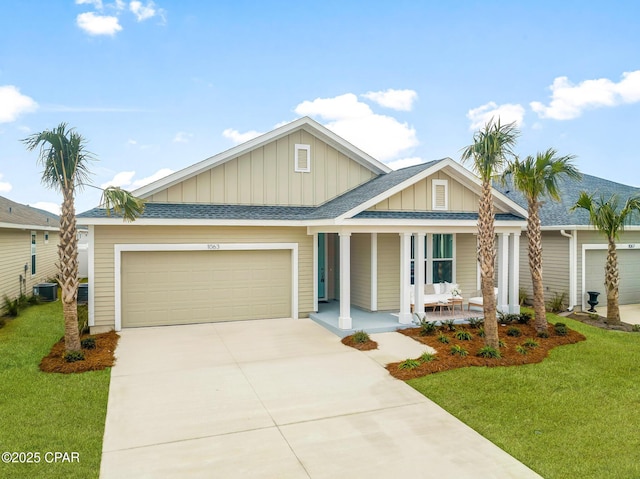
[0,301,110,479]
[409,312,640,479]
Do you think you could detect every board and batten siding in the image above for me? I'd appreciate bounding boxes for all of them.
[350,233,371,310]
[369,171,486,212]
[517,231,571,305]
[92,225,313,331]
[376,233,400,310]
[148,130,376,207]
[0,229,59,300]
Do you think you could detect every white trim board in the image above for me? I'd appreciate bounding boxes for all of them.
[113,242,299,331]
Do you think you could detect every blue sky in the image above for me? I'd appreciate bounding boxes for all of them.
[1,0,639,214]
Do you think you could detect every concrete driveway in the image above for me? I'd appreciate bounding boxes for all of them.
[100,318,540,478]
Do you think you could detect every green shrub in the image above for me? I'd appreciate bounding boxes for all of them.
[632,324,640,333]
[519,288,528,306]
[498,312,520,324]
[478,327,485,338]
[498,339,506,348]
[352,330,370,343]
[516,345,528,355]
[398,358,421,370]
[507,326,522,337]
[537,330,550,338]
[467,317,483,329]
[3,295,20,317]
[77,304,89,335]
[518,312,532,325]
[454,330,473,341]
[419,352,437,363]
[523,338,539,348]
[0,318,5,329]
[442,319,456,331]
[547,292,567,313]
[450,344,468,357]
[64,351,85,363]
[437,333,450,344]
[477,346,501,358]
[81,337,96,350]
[554,322,568,336]
[27,294,41,305]
[419,320,438,336]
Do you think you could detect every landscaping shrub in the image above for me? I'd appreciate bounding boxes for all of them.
[498,311,520,324]
[64,350,85,363]
[537,330,550,338]
[437,333,450,344]
[633,324,640,333]
[27,294,41,305]
[547,292,567,313]
[398,358,421,370]
[518,312,532,325]
[523,338,539,348]
[454,330,473,341]
[516,345,528,355]
[478,327,485,338]
[498,339,506,348]
[442,319,456,331]
[450,344,468,357]
[477,346,501,358]
[507,326,522,337]
[419,352,437,363]
[81,337,96,350]
[419,320,438,336]
[3,295,20,317]
[467,317,483,329]
[554,322,568,336]
[352,330,371,343]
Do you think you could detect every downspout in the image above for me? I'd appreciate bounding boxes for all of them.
[560,229,577,311]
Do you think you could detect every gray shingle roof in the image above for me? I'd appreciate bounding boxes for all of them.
[495,173,640,226]
[0,195,60,228]
[355,211,523,221]
[78,160,446,221]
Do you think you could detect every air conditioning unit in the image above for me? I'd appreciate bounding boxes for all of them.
[33,283,58,302]
[78,283,89,304]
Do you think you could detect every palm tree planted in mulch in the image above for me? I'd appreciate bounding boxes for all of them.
[504,149,581,333]
[571,193,640,324]
[23,123,145,354]
[461,118,519,348]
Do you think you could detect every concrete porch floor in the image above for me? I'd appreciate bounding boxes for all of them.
[309,300,484,337]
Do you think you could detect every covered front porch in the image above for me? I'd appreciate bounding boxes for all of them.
[309,300,485,337]
[309,225,523,333]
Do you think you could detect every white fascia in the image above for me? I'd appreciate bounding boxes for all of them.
[0,222,59,232]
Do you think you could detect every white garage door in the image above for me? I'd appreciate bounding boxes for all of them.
[585,249,640,304]
[121,249,292,327]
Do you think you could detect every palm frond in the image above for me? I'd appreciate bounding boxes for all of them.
[101,187,146,222]
[461,118,520,181]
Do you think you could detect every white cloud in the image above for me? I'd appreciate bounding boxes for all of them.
[126,139,137,145]
[531,70,640,120]
[362,89,418,111]
[173,131,193,143]
[0,85,38,123]
[467,101,525,130]
[76,12,122,36]
[294,93,418,161]
[0,173,12,193]
[100,171,135,189]
[129,1,165,22]
[31,202,61,216]
[130,168,173,189]
[385,157,424,170]
[222,128,263,144]
[76,0,103,9]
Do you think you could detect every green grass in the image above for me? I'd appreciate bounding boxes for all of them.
[408,312,640,479]
[0,302,111,479]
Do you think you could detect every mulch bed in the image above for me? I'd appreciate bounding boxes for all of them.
[387,322,586,380]
[341,335,378,351]
[566,311,636,332]
[40,331,119,374]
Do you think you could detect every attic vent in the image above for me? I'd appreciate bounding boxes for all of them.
[295,144,311,173]
[432,179,448,210]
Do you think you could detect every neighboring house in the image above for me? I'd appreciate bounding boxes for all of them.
[497,174,640,312]
[0,195,60,301]
[78,117,527,333]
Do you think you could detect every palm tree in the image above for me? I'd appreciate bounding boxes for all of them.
[571,193,640,324]
[23,123,145,353]
[504,149,580,333]
[461,119,520,348]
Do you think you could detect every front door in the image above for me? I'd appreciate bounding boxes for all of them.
[318,233,327,301]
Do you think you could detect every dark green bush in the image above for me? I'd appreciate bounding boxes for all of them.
[554,322,568,336]
[518,312,532,325]
[419,320,438,336]
[442,319,456,331]
[454,330,473,341]
[498,312,520,324]
[467,317,483,329]
[3,295,20,317]
[537,330,550,338]
[450,344,468,357]
[81,337,96,350]
[477,346,501,358]
[547,292,567,313]
[64,351,85,363]
[398,358,421,370]
[507,327,522,337]
[523,338,539,348]
[352,330,370,343]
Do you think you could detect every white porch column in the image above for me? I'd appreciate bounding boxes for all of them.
[338,232,352,329]
[399,233,412,324]
[508,232,520,314]
[313,232,318,313]
[370,233,378,312]
[497,233,509,313]
[414,233,426,315]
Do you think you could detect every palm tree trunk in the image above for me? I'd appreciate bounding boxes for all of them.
[59,185,81,352]
[527,200,547,332]
[605,237,621,324]
[479,181,498,348]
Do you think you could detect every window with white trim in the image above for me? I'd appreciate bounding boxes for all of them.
[410,234,454,284]
[432,179,448,210]
[294,144,311,172]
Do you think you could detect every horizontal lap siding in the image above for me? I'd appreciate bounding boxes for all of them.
[93,226,313,330]
[377,234,399,311]
[455,234,477,300]
[350,234,371,310]
[519,231,570,304]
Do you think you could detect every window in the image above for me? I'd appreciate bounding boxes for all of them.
[31,231,37,275]
[294,144,311,172]
[44,232,49,244]
[432,234,453,283]
[432,179,448,210]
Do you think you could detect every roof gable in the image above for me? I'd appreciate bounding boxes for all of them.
[0,195,59,230]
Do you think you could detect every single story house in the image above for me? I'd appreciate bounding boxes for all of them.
[78,117,528,334]
[0,195,60,301]
[497,174,640,312]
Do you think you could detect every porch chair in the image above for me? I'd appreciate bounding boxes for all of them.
[468,287,499,310]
